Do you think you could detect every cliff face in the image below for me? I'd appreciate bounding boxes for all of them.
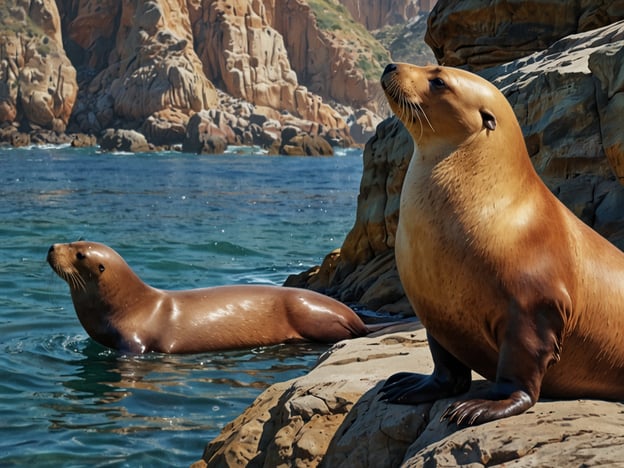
[0,0,77,132]
[1,0,392,149]
[69,0,218,143]
[268,0,389,112]
[342,0,420,29]
[190,0,348,134]
[425,0,624,70]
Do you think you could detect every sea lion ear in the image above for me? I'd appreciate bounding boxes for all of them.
[481,110,497,131]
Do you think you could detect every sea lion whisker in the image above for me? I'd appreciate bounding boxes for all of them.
[415,102,435,133]
[56,267,86,292]
[70,271,87,292]
[407,100,425,140]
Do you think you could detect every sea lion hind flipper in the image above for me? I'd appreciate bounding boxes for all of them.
[379,332,471,404]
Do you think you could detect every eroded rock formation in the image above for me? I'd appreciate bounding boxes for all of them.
[267,0,388,114]
[426,0,624,70]
[67,0,218,144]
[342,0,420,29]
[3,0,392,150]
[0,0,77,133]
[195,326,624,467]
[190,0,351,143]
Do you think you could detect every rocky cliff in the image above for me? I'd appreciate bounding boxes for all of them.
[289,0,624,315]
[426,0,624,70]
[0,0,77,136]
[1,0,394,151]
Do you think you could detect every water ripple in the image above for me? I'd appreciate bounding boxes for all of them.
[0,147,362,466]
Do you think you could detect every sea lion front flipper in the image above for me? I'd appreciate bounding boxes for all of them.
[442,301,565,425]
[379,332,471,404]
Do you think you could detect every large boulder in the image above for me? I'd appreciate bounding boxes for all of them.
[182,110,232,154]
[195,326,624,467]
[99,128,150,152]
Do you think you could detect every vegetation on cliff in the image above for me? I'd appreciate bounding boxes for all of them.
[308,0,391,81]
[374,15,436,66]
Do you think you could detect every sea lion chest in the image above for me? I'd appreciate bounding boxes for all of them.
[395,158,506,377]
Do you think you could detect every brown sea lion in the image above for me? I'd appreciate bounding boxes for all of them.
[47,241,370,354]
[379,62,624,425]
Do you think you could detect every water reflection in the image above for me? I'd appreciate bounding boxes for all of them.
[45,337,327,436]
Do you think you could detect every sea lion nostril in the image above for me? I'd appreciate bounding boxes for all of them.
[383,63,398,76]
[48,245,54,253]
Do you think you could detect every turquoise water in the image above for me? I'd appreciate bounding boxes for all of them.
[0,146,363,466]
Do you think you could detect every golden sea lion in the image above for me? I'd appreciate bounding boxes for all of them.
[47,241,370,354]
[379,62,624,425]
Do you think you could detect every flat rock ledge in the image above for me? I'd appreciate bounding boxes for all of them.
[193,325,624,467]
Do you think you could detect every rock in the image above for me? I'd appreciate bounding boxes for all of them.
[479,20,624,249]
[62,0,120,70]
[73,0,218,130]
[2,1,376,149]
[70,133,97,147]
[29,129,72,146]
[197,326,624,467]
[196,135,227,154]
[342,0,421,30]
[287,116,413,312]
[373,13,437,67]
[191,0,353,142]
[99,128,150,152]
[10,132,31,148]
[426,0,624,70]
[280,131,334,156]
[182,110,233,154]
[141,109,190,146]
[349,107,383,145]
[0,0,78,132]
[268,0,389,113]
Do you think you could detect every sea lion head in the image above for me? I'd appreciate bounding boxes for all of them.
[381,63,508,156]
[47,241,119,292]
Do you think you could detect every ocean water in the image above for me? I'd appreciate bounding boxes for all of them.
[0,145,363,467]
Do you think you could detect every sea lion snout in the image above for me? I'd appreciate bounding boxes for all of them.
[382,63,398,77]
[46,244,58,266]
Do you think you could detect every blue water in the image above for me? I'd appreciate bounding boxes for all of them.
[0,146,363,467]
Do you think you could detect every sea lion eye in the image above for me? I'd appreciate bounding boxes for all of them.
[76,252,86,260]
[430,77,446,89]
[98,264,105,273]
